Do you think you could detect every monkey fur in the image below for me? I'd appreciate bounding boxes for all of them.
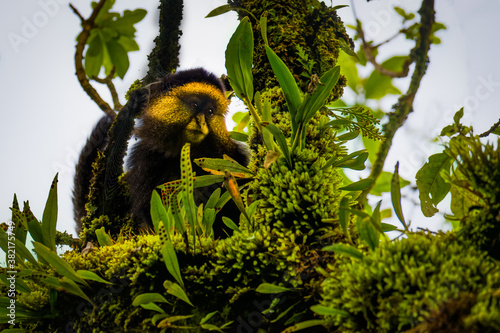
[73,68,249,235]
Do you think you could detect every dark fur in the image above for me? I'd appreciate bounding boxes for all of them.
[73,115,113,231]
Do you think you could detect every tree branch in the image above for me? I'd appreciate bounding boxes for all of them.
[70,0,116,120]
[359,0,435,203]
[356,20,413,78]
[479,117,500,138]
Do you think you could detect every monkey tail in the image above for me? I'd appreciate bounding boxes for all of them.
[72,116,113,231]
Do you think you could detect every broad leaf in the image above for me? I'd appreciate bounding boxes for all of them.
[416,152,452,217]
[225,17,254,102]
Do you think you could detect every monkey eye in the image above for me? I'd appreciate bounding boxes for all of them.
[190,102,199,109]
[206,108,214,117]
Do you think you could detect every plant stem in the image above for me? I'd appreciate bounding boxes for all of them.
[359,0,435,204]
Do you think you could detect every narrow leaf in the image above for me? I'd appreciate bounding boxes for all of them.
[310,304,350,317]
[339,178,374,191]
[265,45,302,128]
[132,293,169,306]
[161,242,184,289]
[357,217,378,251]
[42,173,58,252]
[391,162,407,229]
[338,196,351,242]
[299,66,341,125]
[322,243,363,260]
[255,283,290,294]
[33,242,89,287]
[77,270,111,284]
[225,17,254,102]
[222,217,241,233]
[164,280,193,307]
[194,158,254,177]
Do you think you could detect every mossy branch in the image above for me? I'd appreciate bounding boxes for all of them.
[479,117,500,138]
[144,0,183,84]
[359,0,435,203]
[70,0,116,120]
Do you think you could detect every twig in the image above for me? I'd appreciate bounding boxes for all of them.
[359,0,435,203]
[356,19,413,78]
[70,0,116,120]
[479,117,500,137]
[92,67,123,111]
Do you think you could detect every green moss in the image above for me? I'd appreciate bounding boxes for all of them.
[320,232,500,332]
[446,136,500,259]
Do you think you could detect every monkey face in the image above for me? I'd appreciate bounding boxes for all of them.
[138,81,231,154]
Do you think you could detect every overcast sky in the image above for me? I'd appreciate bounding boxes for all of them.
[0,0,499,236]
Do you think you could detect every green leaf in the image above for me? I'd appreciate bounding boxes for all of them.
[106,40,129,78]
[265,45,302,130]
[200,311,218,325]
[205,188,221,210]
[364,56,407,99]
[10,195,27,245]
[33,242,89,287]
[262,122,292,167]
[362,136,381,164]
[255,283,290,294]
[23,202,43,244]
[260,12,269,46]
[161,242,184,289]
[139,302,165,313]
[225,17,254,102]
[85,34,104,78]
[206,5,257,21]
[281,319,326,333]
[59,277,93,304]
[310,304,350,317]
[338,51,360,92]
[229,131,248,142]
[194,157,254,177]
[391,162,407,229]
[337,130,359,141]
[200,324,224,332]
[371,171,410,196]
[340,178,374,191]
[222,217,241,233]
[164,280,193,307]
[42,174,58,252]
[323,150,368,171]
[338,196,351,242]
[357,216,378,251]
[150,191,170,233]
[77,270,110,284]
[132,293,169,306]
[298,66,340,125]
[322,243,363,260]
[416,152,452,217]
[95,227,113,246]
[205,4,233,17]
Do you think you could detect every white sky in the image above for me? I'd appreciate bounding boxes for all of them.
[0,0,499,236]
